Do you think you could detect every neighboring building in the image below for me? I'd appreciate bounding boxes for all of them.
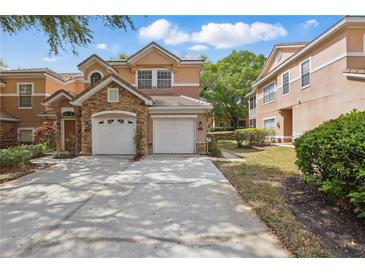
[247,16,365,142]
[211,116,247,129]
[0,42,212,154]
[0,69,85,148]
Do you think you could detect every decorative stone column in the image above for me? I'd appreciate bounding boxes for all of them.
[55,114,62,151]
[75,106,82,152]
[81,105,92,155]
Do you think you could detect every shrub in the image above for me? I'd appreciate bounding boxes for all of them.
[0,144,49,167]
[35,122,56,149]
[294,110,365,218]
[208,135,223,158]
[234,128,275,147]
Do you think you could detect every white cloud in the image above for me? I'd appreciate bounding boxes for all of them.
[43,57,60,62]
[188,44,209,51]
[96,43,109,50]
[138,19,287,49]
[138,19,189,45]
[303,19,319,29]
[191,22,287,49]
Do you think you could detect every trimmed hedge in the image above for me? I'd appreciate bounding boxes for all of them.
[207,131,234,140]
[208,127,235,132]
[0,144,49,167]
[294,110,365,218]
[234,128,275,147]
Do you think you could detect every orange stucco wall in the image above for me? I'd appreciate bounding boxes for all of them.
[0,77,49,129]
[81,48,202,98]
[0,75,84,132]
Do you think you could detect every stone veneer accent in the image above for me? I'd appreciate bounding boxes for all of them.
[80,82,148,155]
[0,121,18,148]
[196,142,207,154]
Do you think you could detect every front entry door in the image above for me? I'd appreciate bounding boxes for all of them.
[63,119,76,151]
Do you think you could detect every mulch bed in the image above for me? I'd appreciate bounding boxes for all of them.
[284,176,365,258]
[0,162,54,184]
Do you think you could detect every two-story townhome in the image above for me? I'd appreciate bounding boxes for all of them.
[0,69,84,147]
[247,16,365,142]
[0,42,212,154]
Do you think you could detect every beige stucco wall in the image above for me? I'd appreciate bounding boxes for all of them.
[253,27,365,141]
[262,47,303,76]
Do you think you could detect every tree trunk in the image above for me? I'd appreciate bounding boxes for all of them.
[231,115,239,129]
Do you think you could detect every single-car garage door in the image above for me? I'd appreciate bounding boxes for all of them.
[153,117,195,153]
[92,116,136,154]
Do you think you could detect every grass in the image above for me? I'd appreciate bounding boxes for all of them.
[215,139,332,257]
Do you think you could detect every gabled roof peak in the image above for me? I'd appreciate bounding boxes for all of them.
[274,41,309,47]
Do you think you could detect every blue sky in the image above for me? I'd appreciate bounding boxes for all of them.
[0,15,341,72]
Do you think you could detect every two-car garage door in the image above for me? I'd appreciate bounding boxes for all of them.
[153,117,195,154]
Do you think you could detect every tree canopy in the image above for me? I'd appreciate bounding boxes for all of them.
[0,16,134,55]
[109,52,129,61]
[200,50,265,127]
[0,58,8,69]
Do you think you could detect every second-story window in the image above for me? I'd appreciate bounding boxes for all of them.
[263,82,275,104]
[157,70,172,89]
[282,71,290,95]
[18,83,33,108]
[138,70,153,89]
[301,59,310,88]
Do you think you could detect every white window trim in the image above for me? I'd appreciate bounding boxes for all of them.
[107,88,119,103]
[17,82,34,109]
[281,70,290,96]
[262,116,276,130]
[17,127,35,143]
[88,70,104,84]
[262,81,276,105]
[299,57,311,90]
[135,68,174,89]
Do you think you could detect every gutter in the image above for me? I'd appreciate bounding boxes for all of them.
[343,73,365,79]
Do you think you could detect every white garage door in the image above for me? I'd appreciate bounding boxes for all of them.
[92,117,136,154]
[153,118,195,153]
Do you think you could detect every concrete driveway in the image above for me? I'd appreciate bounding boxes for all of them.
[0,155,289,257]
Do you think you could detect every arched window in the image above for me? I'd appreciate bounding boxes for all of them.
[62,111,75,117]
[90,71,102,84]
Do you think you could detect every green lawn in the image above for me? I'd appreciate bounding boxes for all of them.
[215,140,332,257]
